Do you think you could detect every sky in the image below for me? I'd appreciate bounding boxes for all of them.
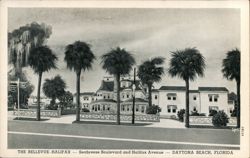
[8,8,240,95]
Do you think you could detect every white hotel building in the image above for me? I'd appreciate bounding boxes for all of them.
[152,86,234,117]
[74,76,235,117]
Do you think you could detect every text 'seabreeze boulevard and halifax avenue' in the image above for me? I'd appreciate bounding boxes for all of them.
[7,8,241,150]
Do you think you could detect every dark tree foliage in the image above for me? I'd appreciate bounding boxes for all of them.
[28,46,57,121]
[64,41,95,121]
[101,47,135,125]
[138,57,165,107]
[43,75,66,106]
[169,48,205,128]
[222,48,240,128]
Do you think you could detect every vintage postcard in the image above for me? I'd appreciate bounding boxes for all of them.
[0,0,249,157]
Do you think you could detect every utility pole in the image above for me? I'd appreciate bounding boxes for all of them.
[132,68,136,124]
[9,79,26,120]
[17,78,20,120]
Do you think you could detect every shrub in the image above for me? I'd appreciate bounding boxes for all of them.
[212,111,229,127]
[231,109,237,117]
[146,105,161,114]
[209,109,218,116]
[177,109,185,122]
[190,111,200,116]
[47,103,59,110]
[82,108,90,112]
[170,115,177,119]
[199,113,206,116]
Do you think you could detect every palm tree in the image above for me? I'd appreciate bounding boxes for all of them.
[43,75,66,109]
[138,57,165,107]
[101,47,135,125]
[28,46,57,121]
[222,48,240,128]
[168,48,205,128]
[64,41,95,121]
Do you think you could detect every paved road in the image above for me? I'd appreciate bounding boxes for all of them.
[8,120,240,149]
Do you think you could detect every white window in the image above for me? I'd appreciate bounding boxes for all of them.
[209,96,212,102]
[214,96,218,102]
[167,105,177,113]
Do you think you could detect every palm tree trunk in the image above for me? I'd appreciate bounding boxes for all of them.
[76,71,81,122]
[236,80,240,128]
[116,74,121,125]
[36,72,42,121]
[185,79,190,128]
[148,84,152,107]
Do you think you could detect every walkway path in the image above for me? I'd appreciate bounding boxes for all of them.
[44,115,185,128]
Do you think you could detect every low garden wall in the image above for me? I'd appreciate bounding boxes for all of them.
[80,113,160,122]
[188,116,237,126]
[13,109,61,118]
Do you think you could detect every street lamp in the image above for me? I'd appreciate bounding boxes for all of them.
[132,68,136,124]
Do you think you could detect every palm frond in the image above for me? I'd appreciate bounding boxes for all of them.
[64,41,95,73]
[138,57,165,85]
[101,47,135,75]
[222,48,240,81]
[28,46,57,74]
[168,47,205,81]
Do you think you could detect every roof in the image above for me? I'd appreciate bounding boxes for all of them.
[91,99,117,103]
[152,89,159,92]
[74,92,95,96]
[198,87,228,92]
[98,80,143,92]
[189,90,199,93]
[159,86,229,92]
[159,86,186,91]
[98,80,114,91]
[123,98,148,103]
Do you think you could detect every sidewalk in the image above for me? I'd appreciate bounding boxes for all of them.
[8,111,186,128]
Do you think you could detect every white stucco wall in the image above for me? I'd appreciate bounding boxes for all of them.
[199,91,229,116]
[189,92,200,113]
[152,91,159,106]
[156,90,229,117]
[158,90,186,116]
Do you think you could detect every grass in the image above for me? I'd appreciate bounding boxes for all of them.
[13,117,50,121]
[189,125,235,129]
[72,120,152,126]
